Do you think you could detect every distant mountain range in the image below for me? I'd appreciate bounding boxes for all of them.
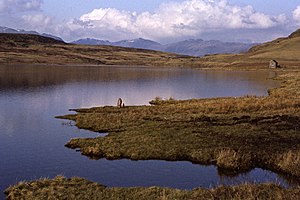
[73,38,257,57]
[73,38,162,51]
[0,26,63,42]
[0,26,257,57]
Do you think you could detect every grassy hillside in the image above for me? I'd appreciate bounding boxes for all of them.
[0,33,199,66]
[199,29,300,69]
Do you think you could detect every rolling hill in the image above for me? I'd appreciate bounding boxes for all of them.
[0,33,199,67]
[199,29,300,69]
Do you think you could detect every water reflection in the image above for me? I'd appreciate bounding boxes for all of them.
[217,167,300,187]
[0,65,285,199]
[0,65,180,91]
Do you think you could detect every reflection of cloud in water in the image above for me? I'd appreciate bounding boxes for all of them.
[46,78,175,109]
[0,114,4,127]
[0,117,15,137]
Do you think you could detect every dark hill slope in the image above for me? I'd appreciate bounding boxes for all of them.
[0,33,65,47]
[288,28,300,39]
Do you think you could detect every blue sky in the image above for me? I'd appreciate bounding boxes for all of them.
[1,0,300,43]
[42,0,298,17]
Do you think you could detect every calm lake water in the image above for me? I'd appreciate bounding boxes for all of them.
[0,65,294,198]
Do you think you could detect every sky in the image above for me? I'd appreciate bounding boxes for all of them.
[0,0,300,43]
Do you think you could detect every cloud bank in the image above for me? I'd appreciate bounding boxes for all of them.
[60,0,287,42]
[2,0,299,43]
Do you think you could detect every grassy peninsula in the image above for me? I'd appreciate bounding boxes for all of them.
[57,71,299,177]
[4,30,300,199]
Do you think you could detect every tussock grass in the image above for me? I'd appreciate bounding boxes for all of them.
[5,176,300,200]
[216,149,252,171]
[278,150,300,177]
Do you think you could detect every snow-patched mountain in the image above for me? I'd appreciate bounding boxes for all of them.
[72,37,257,57]
[113,38,162,50]
[73,38,162,51]
[73,38,111,46]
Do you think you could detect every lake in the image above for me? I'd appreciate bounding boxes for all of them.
[0,65,293,198]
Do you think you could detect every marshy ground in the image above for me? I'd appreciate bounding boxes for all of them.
[56,71,300,177]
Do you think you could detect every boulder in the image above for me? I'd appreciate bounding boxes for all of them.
[269,60,280,68]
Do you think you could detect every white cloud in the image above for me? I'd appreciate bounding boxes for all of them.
[0,0,42,12]
[22,14,53,30]
[62,0,286,42]
[293,6,300,23]
[79,8,138,33]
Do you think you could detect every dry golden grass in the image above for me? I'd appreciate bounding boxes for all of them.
[5,176,300,200]
[216,149,252,171]
[278,150,300,177]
